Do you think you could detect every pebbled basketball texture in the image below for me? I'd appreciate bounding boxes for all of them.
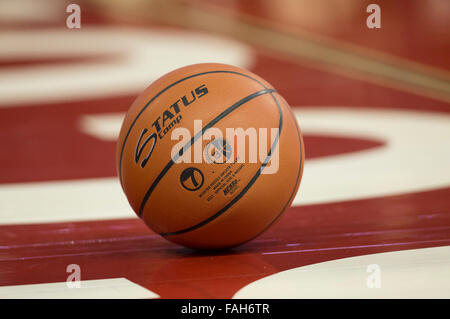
[116,63,304,249]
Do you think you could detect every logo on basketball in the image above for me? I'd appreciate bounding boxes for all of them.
[180,167,205,191]
[204,138,232,164]
[133,85,209,168]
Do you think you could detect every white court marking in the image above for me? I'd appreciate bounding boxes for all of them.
[0,278,159,299]
[0,107,450,224]
[0,27,253,106]
[232,246,450,299]
[0,0,63,24]
[292,107,450,206]
[0,178,136,224]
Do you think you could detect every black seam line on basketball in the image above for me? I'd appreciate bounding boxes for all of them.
[159,91,283,237]
[118,70,268,186]
[137,88,276,218]
[243,92,304,244]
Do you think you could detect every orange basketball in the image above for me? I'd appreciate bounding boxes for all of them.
[116,63,304,249]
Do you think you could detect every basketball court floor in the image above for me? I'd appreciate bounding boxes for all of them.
[0,0,449,298]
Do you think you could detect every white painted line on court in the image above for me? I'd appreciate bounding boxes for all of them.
[0,278,159,299]
[0,27,253,106]
[234,246,450,299]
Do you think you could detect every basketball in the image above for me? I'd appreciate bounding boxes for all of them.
[116,63,304,249]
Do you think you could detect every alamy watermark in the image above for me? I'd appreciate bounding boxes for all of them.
[66,264,81,288]
[169,120,280,174]
[366,264,381,288]
[66,4,81,29]
[366,4,381,29]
